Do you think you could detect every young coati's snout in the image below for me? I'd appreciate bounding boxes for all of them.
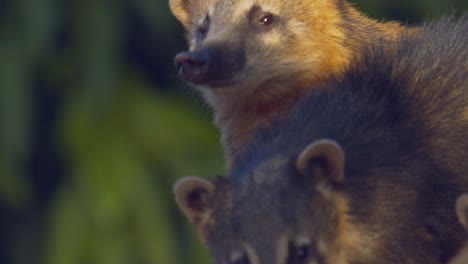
[174,140,351,264]
[175,44,246,87]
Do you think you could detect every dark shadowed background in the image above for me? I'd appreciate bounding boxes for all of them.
[0,1,467,263]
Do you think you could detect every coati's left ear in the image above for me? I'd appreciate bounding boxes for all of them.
[296,139,345,183]
[169,0,194,27]
[174,176,216,239]
[456,194,468,230]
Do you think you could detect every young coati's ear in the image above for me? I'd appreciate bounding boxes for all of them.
[456,194,468,230]
[169,0,193,27]
[296,139,345,183]
[174,176,215,235]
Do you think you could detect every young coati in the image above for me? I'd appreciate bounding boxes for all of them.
[174,17,468,264]
[449,194,468,264]
[169,0,414,166]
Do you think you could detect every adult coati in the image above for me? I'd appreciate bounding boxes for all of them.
[170,0,417,166]
[174,17,468,264]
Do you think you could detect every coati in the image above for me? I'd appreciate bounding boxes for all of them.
[169,0,415,166]
[449,194,468,264]
[174,17,468,264]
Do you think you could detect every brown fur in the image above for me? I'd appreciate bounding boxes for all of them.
[325,193,376,264]
[170,0,414,167]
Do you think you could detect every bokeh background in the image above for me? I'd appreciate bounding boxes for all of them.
[0,0,467,264]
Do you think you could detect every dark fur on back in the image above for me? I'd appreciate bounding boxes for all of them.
[233,15,468,177]
[230,16,468,262]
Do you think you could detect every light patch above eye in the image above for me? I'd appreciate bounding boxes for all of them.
[256,4,279,15]
[207,4,215,17]
[232,1,280,21]
[232,0,256,18]
[295,236,311,246]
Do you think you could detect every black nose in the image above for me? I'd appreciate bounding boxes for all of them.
[174,45,246,87]
[174,50,209,85]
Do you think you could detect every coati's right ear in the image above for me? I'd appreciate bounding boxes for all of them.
[169,0,193,27]
[174,176,216,238]
[296,139,345,184]
[456,194,468,230]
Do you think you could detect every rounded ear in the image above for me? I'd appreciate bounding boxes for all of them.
[174,176,215,226]
[169,0,192,27]
[296,139,345,183]
[456,194,468,230]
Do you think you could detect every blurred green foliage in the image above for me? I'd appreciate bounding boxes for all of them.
[0,0,466,264]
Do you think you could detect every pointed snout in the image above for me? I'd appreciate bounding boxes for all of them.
[174,45,246,87]
[175,50,209,85]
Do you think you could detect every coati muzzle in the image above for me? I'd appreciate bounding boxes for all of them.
[175,44,246,87]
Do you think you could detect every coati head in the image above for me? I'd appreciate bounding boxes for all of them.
[169,0,349,102]
[174,140,359,264]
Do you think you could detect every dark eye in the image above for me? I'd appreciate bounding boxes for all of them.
[288,243,310,264]
[249,5,276,31]
[197,15,210,40]
[258,14,274,26]
[295,245,309,261]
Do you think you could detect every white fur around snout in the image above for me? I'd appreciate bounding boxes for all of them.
[296,139,345,183]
